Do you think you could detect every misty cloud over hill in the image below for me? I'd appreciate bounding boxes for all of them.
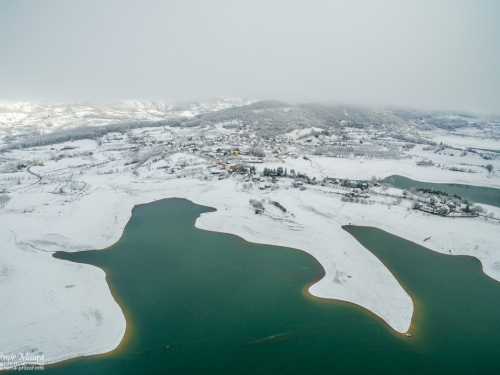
[1,99,498,151]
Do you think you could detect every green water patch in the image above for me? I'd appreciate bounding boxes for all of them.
[384,174,500,207]
[472,148,500,154]
[344,226,500,374]
[48,199,500,374]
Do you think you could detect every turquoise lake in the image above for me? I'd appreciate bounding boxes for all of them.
[48,198,500,374]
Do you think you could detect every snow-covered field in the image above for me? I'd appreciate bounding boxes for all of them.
[430,132,500,150]
[262,154,499,188]
[0,102,499,369]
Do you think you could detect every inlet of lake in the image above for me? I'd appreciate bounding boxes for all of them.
[385,175,500,208]
[50,197,500,374]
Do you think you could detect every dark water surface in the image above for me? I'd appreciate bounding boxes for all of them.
[49,198,500,374]
[472,148,500,154]
[385,175,500,208]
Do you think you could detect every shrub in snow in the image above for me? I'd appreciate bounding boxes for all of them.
[249,199,263,209]
[0,194,10,209]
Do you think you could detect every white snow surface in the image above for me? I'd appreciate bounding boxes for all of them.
[263,156,500,188]
[1,122,500,368]
[284,127,324,140]
[1,159,499,367]
[431,133,500,150]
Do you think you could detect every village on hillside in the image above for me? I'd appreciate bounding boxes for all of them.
[1,118,496,223]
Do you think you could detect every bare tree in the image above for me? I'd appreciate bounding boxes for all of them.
[249,147,266,157]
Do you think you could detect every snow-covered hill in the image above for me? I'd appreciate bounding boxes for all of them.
[0,98,251,140]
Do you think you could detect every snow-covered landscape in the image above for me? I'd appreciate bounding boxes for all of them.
[1,99,499,369]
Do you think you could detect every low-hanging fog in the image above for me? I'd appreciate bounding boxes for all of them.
[0,0,499,113]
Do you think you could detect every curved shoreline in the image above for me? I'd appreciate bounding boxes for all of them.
[1,171,499,368]
[189,194,414,334]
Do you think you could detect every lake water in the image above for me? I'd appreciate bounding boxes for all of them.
[385,175,500,208]
[472,148,500,154]
[50,198,500,374]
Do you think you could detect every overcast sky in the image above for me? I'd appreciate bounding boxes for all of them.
[1,0,499,113]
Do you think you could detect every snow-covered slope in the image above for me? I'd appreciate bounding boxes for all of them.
[0,98,251,140]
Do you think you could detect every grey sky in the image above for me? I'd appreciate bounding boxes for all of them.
[1,0,499,113]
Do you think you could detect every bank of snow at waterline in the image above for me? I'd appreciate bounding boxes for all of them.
[1,174,499,368]
[0,228,126,366]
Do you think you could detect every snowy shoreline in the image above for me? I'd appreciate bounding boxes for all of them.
[0,155,499,368]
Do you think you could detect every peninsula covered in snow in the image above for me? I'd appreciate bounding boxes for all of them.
[1,99,499,368]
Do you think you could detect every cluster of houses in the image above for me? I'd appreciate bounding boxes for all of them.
[413,196,478,217]
[127,125,389,164]
[128,131,295,162]
[208,161,253,178]
[344,188,370,199]
[119,124,395,170]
